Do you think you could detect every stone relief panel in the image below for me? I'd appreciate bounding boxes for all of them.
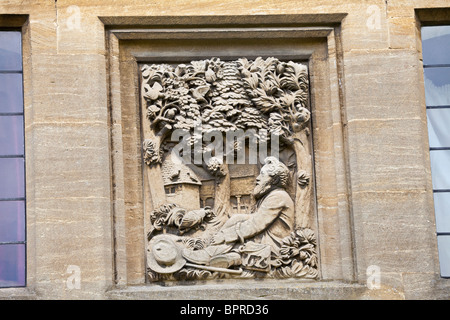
[140,57,317,281]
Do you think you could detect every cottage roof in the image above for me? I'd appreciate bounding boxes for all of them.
[161,157,202,186]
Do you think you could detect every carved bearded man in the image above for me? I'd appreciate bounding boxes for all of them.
[182,156,295,269]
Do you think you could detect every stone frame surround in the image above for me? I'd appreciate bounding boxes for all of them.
[103,14,368,298]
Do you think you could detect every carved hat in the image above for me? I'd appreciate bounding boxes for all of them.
[147,234,186,274]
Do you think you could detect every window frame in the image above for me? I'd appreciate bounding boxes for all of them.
[419,18,450,279]
[0,27,27,288]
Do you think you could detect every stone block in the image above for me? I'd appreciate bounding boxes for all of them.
[28,123,111,200]
[27,54,108,123]
[347,118,429,193]
[351,190,438,280]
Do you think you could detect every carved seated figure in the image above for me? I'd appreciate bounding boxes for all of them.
[181,156,295,270]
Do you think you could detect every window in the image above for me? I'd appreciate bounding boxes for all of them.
[165,186,179,194]
[0,30,26,287]
[422,25,450,278]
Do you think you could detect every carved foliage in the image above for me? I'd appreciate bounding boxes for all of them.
[271,228,319,279]
[141,57,310,146]
[143,139,163,165]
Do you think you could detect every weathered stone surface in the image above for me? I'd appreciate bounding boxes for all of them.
[351,191,437,279]
[0,0,449,299]
[343,50,423,121]
[28,54,108,123]
[106,280,368,300]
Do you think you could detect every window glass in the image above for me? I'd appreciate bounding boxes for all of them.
[422,26,450,65]
[427,109,450,148]
[0,31,22,71]
[437,236,450,278]
[0,73,24,113]
[434,192,450,233]
[0,29,25,288]
[0,244,25,287]
[433,193,450,233]
[0,158,25,199]
[0,201,25,243]
[423,25,450,278]
[424,67,450,106]
[0,115,24,156]
[430,150,450,190]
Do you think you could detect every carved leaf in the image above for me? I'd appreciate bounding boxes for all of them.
[147,105,161,119]
[276,266,293,279]
[252,89,281,113]
[280,62,306,91]
[296,228,316,245]
[291,260,304,275]
[278,92,296,108]
[205,68,216,83]
[143,139,163,165]
[175,64,187,77]
[176,267,212,281]
[297,170,310,187]
[294,90,309,109]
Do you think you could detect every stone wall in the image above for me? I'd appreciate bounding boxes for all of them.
[0,0,449,299]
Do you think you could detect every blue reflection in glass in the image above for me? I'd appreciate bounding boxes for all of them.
[0,115,24,156]
[422,26,450,66]
[427,109,450,148]
[424,67,450,106]
[430,150,450,190]
[437,236,450,277]
[0,244,25,287]
[0,158,25,199]
[0,201,25,243]
[0,73,24,113]
[433,193,450,233]
[0,31,22,71]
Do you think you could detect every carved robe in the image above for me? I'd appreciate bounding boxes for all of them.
[217,188,295,255]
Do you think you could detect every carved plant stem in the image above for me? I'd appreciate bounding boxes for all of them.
[150,102,181,129]
[141,87,174,211]
[293,131,313,228]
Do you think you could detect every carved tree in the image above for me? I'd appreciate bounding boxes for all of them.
[141,57,311,225]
